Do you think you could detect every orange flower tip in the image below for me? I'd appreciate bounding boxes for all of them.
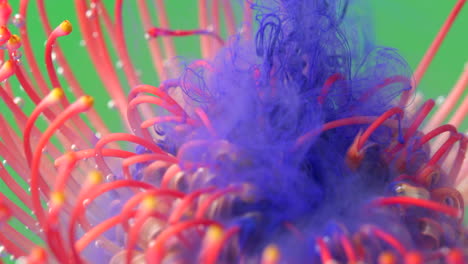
[0,59,14,81]
[205,225,224,243]
[58,20,73,35]
[79,95,94,107]
[141,196,158,212]
[28,247,47,263]
[0,202,11,222]
[48,88,64,102]
[88,170,104,185]
[261,244,281,264]
[50,191,66,206]
[345,133,365,171]
[7,34,21,50]
[378,251,397,264]
[403,252,423,264]
[0,26,11,43]
[446,249,464,264]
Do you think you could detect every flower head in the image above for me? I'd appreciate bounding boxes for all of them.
[0,0,467,263]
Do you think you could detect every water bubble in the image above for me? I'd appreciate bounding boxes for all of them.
[95,132,102,139]
[12,50,22,60]
[51,52,57,61]
[12,14,25,28]
[107,100,116,109]
[435,95,445,105]
[83,199,91,206]
[106,174,115,182]
[71,144,78,151]
[92,31,99,38]
[115,60,123,69]
[85,9,94,18]
[79,40,86,47]
[2,160,7,166]
[57,67,64,75]
[13,97,24,108]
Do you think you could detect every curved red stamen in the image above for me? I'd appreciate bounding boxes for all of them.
[23,88,64,164]
[145,219,222,264]
[31,96,94,226]
[119,189,184,232]
[68,180,155,263]
[366,225,407,256]
[357,107,404,151]
[94,133,170,177]
[195,186,243,219]
[147,27,225,46]
[295,116,400,149]
[75,211,136,253]
[200,226,240,264]
[370,196,461,218]
[317,73,344,105]
[44,20,72,88]
[121,154,178,180]
[169,187,216,224]
[340,234,358,263]
[316,237,334,263]
[388,100,435,156]
[55,148,136,167]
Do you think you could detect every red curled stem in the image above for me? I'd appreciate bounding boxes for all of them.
[121,153,178,180]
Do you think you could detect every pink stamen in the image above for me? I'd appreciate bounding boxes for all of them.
[401,0,467,106]
[30,96,94,226]
[425,64,468,131]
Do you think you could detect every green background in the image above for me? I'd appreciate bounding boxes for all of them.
[4,0,468,133]
[1,0,468,261]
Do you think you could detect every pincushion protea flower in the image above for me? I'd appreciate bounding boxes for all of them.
[0,0,467,263]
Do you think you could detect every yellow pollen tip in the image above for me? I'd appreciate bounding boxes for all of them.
[141,196,158,211]
[59,20,73,34]
[7,34,20,45]
[205,225,224,242]
[88,170,103,185]
[1,60,13,70]
[49,88,64,101]
[262,244,281,263]
[51,191,65,206]
[79,95,94,107]
[29,247,47,261]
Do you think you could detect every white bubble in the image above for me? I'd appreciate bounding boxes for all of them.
[13,97,24,108]
[107,100,116,109]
